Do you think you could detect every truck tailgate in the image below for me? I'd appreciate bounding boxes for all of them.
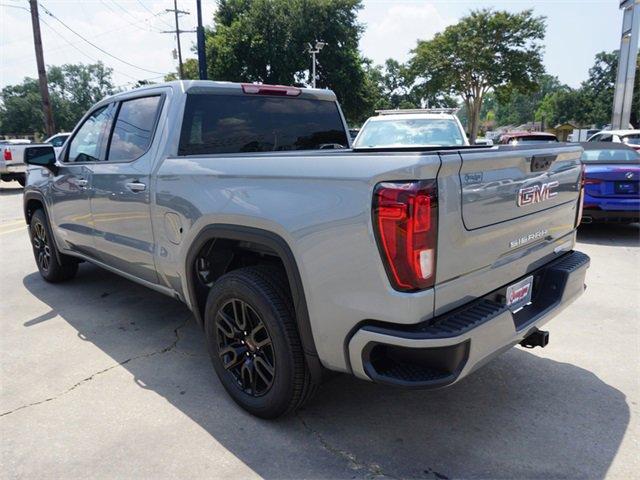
[459,145,582,229]
[434,144,583,315]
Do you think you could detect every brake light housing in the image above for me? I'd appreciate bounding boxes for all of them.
[576,163,586,227]
[372,180,438,291]
[3,148,11,161]
[241,83,301,96]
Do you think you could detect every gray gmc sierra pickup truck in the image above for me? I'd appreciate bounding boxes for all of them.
[22,81,589,418]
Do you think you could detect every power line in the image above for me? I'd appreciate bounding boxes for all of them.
[97,0,163,34]
[135,0,173,28]
[38,2,166,75]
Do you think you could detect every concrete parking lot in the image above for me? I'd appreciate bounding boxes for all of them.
[1,180,638,479]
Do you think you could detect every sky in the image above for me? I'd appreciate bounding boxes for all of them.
[0,0,626,90]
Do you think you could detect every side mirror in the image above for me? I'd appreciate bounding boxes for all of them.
[24,146,57,174]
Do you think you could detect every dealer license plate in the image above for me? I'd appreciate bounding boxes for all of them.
[505,275,533,312]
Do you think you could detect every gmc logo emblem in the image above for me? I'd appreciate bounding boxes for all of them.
[517,181,559,207]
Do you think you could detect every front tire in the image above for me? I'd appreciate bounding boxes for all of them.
[29,209,78,282]
[204,266,317,418]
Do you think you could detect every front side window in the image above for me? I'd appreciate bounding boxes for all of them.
[622,134,640,144]
[178,94,348,155]
[67,106,110,162]
[108,96,162,162]
[354,118,464,148]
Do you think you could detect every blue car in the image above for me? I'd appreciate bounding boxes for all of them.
[581,142,640,224]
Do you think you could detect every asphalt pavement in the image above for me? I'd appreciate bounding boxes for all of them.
[1,180,638,479]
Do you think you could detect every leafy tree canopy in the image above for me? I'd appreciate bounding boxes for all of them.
[203,0,372,123]
[0,62,116,136]
[408,8,546,142]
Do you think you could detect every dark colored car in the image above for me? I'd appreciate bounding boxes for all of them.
[496,132,558,145]
[580,142,640,224]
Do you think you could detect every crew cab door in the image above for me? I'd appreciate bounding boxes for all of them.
[88,94,164,283]
[49,104,114,258]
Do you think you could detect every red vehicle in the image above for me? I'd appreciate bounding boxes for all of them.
[496,132,558,145]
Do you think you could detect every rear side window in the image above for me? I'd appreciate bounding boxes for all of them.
[108,96,162,162]
[178,94,348,155]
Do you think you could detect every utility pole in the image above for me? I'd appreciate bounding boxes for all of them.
[196,0,207,80]
[163,0,191,79]
[612,0,639,129]
[306,41,326,88]
[28,0,55,137]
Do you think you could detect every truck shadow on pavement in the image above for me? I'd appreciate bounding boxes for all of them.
[577,222,639,247]
[22,265,630,479]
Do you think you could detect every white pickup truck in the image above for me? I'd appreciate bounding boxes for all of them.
[1,133,69,186]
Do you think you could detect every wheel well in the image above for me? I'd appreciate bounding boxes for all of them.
[25,198,44,224]
[185,225,323,381]
[191,237,288,321]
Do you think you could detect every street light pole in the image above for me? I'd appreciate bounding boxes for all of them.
[196,0,207,80]
[307,41,325,88]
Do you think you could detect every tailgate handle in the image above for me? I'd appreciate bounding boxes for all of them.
[530,154,557,172]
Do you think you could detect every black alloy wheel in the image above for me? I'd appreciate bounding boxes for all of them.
[32,219,52,273]
[215,298,276,396]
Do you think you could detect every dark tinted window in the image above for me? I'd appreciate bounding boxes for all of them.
[108,96,161,161]
[48,135,69,147]
[178,94,348,155]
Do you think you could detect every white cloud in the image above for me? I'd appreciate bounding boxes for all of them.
[358,2,454,66]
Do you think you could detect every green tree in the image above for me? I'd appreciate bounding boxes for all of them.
[202,0,372,123]
[580,50,639,127]
[408,9,546,143]
[47,62,116,132]
[0,79,43,135]
[535,88,589,127]
[0,62,116,135]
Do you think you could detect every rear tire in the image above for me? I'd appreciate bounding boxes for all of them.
[29,209,78,282]
[204,266,317,418]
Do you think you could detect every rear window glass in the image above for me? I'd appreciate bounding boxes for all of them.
[178,94,348,155]
[354,118,464,148]
[581,148,640,163]
[507,136,557,144]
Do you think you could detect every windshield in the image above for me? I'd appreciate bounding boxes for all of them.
[622,134,640,144]
[354,118,464,148]
[581,148,640,163]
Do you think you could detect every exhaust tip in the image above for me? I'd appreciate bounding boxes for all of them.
[520,329,549,349]
[581,216,593,224]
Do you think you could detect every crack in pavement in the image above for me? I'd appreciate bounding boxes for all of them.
[0,316,191,418]
[296,413,399,479]
[296,413,450,480]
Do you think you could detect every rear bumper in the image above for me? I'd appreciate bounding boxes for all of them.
[0,161,26,175]
[348,250,590,388]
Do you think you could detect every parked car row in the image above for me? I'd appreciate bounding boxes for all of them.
[352,112,638,225]
[1,133,70,186]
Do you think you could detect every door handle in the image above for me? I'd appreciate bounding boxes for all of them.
[126,181,146,192]
[76,179,89,188]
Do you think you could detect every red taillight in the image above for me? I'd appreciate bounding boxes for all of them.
[3,148,12,161]
[241,83,301,96]
[373,180,438,291]
[584,178,602,185]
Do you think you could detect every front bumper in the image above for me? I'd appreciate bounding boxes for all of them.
[348,250,590,388]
